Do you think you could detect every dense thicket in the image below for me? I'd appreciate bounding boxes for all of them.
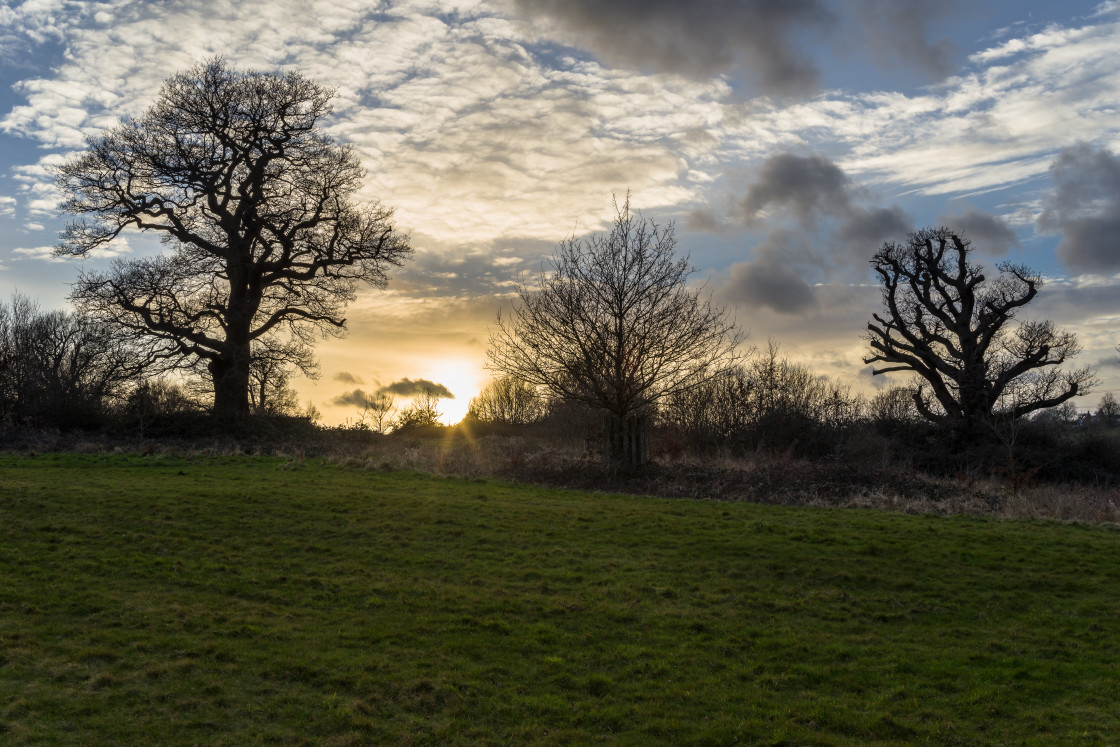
[0,294,147,429]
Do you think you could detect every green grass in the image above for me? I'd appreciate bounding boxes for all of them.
[1,452,1118,744]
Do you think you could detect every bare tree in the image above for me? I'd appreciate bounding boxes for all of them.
[360,392,398,434]
[465,375,546,425]
[1096,393,1119,428]
[865,227,1094,444]
[488,195,743,466]
[55,59,411,419]
[248,354,302,417]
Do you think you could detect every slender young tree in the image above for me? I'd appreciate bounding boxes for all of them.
[55,59,411,418]
[864,227,1094,444]
[488,195,743,466]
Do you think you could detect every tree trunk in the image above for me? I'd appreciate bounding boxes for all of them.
[210,350,251,419]
[603,413,648,469]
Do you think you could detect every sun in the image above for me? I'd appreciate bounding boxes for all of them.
[427,359,488,425]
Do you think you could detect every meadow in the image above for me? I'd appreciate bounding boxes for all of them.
[1,452,1119,744]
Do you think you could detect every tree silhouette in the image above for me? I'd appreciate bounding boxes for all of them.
[488,195,743,466]
[465,376,546,425]
[864,227,1094,444]
[0,293,147,428]
[55,59,411,418]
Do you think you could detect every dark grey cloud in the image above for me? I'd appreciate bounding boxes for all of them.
[331,389,376,408]
[378,378,454,399]
[1031,278,1120,324]
[725,259,817,314]
[851,0,958,78]
[1039,144,1120,275]
[512,0,833,96]
[939,207,1020,256]
[334,372,364,385]
[685,208,729,234]
[721,231,818,315]
[717,153,914,315]
[838,205,913,260]
[740,153,852,225]
[511,0,961,96]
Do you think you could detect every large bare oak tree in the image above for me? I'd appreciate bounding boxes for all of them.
[864,227,1094,444]
[488,196,743,466]
[55,59,412,418]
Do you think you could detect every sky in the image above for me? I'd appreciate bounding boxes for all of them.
[1,0,1119,425]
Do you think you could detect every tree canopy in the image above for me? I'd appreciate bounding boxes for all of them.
[488,195,743,464]
[55,59,412,417]
[864,227,1094,443]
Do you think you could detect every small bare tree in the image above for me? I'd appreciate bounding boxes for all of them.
[488,195,743,466]
[361,392,397,434]
[394,388,445,430]
[865,227,1094,445]
[0,293,150,428]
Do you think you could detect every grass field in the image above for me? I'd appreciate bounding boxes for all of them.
[1,452,1118,744]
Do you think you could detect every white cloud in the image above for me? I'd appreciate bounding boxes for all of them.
[0,196,15,217]
[13,236,130,262]
[12,245,60,262]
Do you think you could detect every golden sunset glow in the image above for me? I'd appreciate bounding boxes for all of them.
[424,359,489,425]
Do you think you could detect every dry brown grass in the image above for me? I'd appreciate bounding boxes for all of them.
[327,428,1120,525]
[5,423,1118,525]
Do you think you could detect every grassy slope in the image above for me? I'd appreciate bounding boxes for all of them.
[0,453,1118,745]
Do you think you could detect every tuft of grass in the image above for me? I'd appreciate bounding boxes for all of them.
[1,452,1119,743]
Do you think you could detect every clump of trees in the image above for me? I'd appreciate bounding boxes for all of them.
[487,195,743,467]
[660,340,863,456]
[465,376,547,426]
[0,294,148,429]
[55,59,411,420]
[864,227,1095,446]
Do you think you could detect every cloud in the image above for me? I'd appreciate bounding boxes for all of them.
[509,0,964,97]
[510,0,834,96]
[726,153,912,293]
[837,205,913,260]
[723,257,817,315]
[1038,143,1120,274]
[330,388,377,408]
[0,196,15,217]
[333,371,364,385]
[12,246,62,262]
[740,153,852,225]
[939,207,1020,256]
[14,236,132,262]
[838,9,1120,195]
[378,377,454,399]
[850,0,958,78]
